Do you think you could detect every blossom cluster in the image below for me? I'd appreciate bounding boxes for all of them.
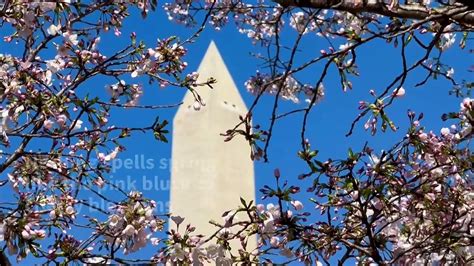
[245,71,325,104]
[100,192,164,254]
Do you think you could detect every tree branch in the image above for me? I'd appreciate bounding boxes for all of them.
[0,250,11,266]
[272,0,474,25]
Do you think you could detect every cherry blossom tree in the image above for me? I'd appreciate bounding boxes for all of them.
[0,0,472,265]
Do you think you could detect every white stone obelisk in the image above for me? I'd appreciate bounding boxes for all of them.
[170,41,256,253]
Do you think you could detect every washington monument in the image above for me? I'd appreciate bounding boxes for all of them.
[169,41,256,255]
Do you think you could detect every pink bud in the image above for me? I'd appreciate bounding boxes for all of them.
[193,101,201,111]
[274,168,280,178]
[114,27,121,37]
[171,215,184,225]
[122,224,136,236]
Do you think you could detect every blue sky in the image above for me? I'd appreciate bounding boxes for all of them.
[2,4,473,264]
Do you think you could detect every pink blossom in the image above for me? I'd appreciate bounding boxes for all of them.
[291,200,303,211]
[393,87,406,97]
[151,237,160,246]
[270,236,279,247]
[72,120,83,131]
[109,215,120,228]
[440,127,450,136]
[419,132,428,141]
[56,114,67,127]
[122,224,136,236]
[43,119,54,130]
[62,31,78,46]
[65,206,75,216]
[47,24,61,36]
[21,230,31,240]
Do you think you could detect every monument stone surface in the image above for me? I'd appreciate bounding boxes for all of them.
[169,41,256,255]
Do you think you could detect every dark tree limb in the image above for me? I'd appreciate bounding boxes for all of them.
[0,251,11,266]
[272,0,474,25]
